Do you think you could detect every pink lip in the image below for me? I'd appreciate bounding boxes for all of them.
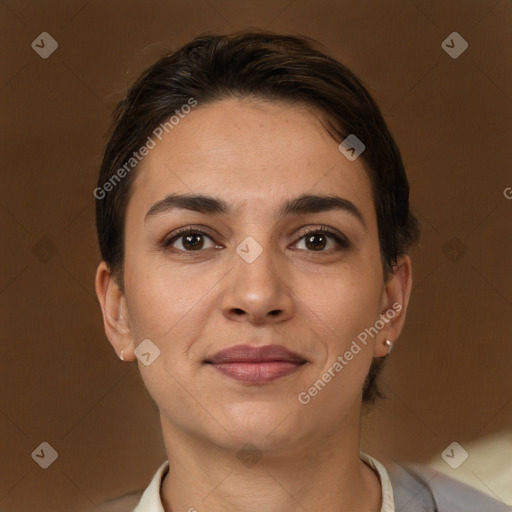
[205,344,307,384]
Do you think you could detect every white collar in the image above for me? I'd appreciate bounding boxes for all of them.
[134,451,395,512]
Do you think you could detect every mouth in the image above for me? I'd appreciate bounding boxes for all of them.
[204,344,307,385]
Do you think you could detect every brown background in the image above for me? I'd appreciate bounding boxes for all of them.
[1,0,511,510]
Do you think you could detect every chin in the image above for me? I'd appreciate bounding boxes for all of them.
[220,403,305,449]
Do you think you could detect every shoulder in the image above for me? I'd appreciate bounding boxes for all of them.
[387,460,510,512]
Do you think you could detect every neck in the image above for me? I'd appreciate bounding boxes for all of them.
[159,414,382,512]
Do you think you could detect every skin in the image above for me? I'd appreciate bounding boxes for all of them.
[96,97,413,512]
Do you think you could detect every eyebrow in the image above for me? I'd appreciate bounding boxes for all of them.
[145,193,366,228]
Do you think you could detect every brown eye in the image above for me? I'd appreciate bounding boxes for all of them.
[180,233,205,250]
[304,233,328,251]
[294,228,349,252]
[163,229,218,251]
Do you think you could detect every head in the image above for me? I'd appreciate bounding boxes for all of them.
[95,30,420,451]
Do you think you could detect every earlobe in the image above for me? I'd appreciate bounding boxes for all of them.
[95,262,136,361]
[374,255,413,358]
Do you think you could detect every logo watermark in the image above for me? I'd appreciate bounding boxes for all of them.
[441,32,468,59]
[441,442,469,469]
[338,134,365,161]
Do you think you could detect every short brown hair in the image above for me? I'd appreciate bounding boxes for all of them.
[96,30,420,405]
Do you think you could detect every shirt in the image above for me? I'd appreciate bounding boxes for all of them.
[425,429,511,506]
[133,450,395,512]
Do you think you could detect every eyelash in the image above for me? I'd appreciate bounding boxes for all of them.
[161,226,350,253]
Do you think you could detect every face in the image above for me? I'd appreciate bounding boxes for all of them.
[99,97,410,454]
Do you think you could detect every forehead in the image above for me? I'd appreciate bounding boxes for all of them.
[127,97,375,224]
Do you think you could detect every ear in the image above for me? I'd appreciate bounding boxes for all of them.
[95,261,136,361]
[373,255,413,357]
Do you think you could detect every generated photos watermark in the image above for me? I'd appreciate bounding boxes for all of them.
[298,302,402,405]
[93,97,198,200]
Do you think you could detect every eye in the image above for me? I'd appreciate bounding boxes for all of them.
[293,227,349,252]
[162,226,349,253]
[163,228,220,252]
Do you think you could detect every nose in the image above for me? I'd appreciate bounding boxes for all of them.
[221,241,295,325]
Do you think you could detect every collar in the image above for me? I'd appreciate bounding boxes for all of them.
[134,451,395,512]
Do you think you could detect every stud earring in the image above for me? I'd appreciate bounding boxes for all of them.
[385,339,394,356]
[119,350,124,361]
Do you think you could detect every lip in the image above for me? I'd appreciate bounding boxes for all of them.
[204,344,307,384]
[205,344,307,364]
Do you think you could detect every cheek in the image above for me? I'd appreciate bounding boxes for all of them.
[124,257,222,344]
[296,272,382,408]
[298,262,382,333]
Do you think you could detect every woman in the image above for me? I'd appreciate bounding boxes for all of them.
[94,31,506,512]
